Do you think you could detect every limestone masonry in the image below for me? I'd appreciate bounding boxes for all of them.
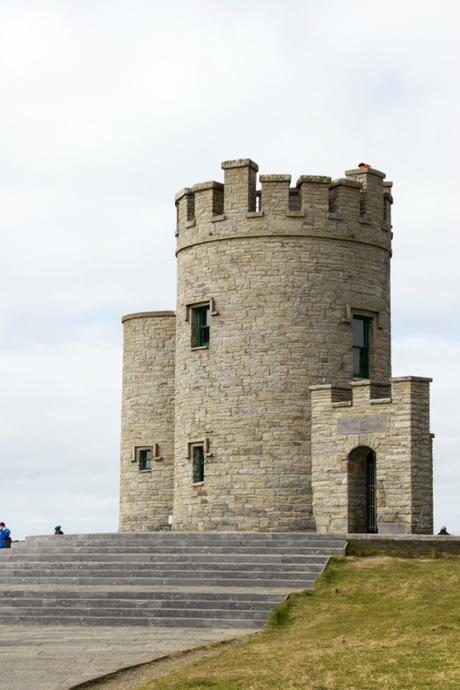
[119,158,433,534]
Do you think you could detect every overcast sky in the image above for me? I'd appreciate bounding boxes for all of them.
[1,0,459,539]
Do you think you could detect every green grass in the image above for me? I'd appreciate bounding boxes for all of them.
[135,557,460,690]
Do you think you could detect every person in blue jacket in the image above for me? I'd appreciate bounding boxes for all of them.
[0,522,11,548]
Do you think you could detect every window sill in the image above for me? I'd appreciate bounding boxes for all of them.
[139,469,152,473]
[191,345,209,351]
[192,481,204,486]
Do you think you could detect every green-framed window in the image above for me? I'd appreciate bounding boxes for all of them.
[352,316,370,378]
[192,445,205,483]
[192,305,210,348]
[138,447,152,471]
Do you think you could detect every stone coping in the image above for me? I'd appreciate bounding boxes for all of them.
[309,376,432,391]
[391,376,433,383]
[121,311,176,323]
[259,174,292,183]
[329,178,362,189]
[296,175,331,186]
[221,158,259,171]
[175,187,192,202]
[192,181,224,192]
[345,167,386,178]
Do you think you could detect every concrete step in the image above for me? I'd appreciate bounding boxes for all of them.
[0,560,326,575]
[0,598,280,612]
[0,604,272,619]
[0,563,324,575]
[24,531,345,540]
[18,543,343,551]
[0,613,264,628]
[20,536,345,549]
[0,576,317,588]
[4,553,330,564]
[0,531,346,628]
[9,545,345,556]
[0,589,282,603]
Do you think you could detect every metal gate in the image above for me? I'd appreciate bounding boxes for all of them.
[366,452,377,533]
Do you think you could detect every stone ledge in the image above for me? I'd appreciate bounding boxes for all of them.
[347,535,460,557]
[392,376,433,383]
[176,231,391,256]
[122,311,176,323]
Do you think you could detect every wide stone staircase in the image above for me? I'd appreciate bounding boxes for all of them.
[0,532,346,629]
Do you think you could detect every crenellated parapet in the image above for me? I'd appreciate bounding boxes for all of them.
[175,159,393,255]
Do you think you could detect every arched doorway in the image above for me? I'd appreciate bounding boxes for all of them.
[347,446,377,533]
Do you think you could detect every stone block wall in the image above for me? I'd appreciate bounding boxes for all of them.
[310,377,433,534]
[119,312,175,531]
[172,159,393,531]
[347,535,460,557]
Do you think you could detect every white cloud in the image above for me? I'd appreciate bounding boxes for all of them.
[0,0,459,537]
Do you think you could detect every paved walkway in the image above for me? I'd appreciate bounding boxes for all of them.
[0,624,248,690]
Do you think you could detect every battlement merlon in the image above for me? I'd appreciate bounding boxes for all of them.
[296,175,331,214]
[345,167,389,227]
[221,159,258,216]
[175,159,394,236]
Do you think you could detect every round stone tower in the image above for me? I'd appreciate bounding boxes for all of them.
[172,159,393,531]
[119,311,175,531]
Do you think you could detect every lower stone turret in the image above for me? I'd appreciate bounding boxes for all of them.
[119,312,176,531]
[310,377,433,534]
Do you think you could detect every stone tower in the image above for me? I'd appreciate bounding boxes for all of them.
[119,159,433,535]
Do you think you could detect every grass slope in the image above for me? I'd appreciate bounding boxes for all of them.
[136,557,460,690]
